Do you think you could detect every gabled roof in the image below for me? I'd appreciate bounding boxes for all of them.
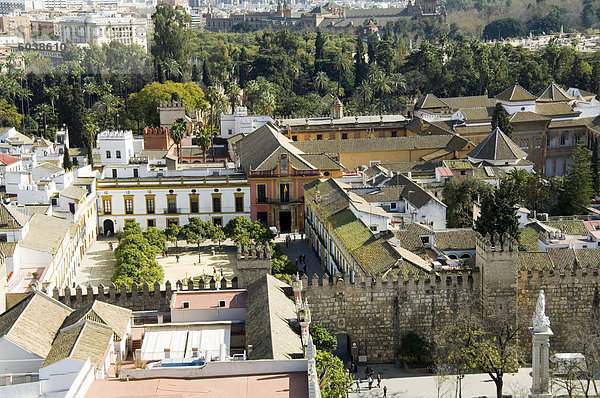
[496,84,536,102]
[0,203,30,229]
[467,127,527,161]
[5,132,33,145]
[439,95,495,109]
[60,185,87,202]
[245,275,303,360]
[304,178,350,219]
[535,102,579,117]
[0,153,20,166]
[235,122,317,175]
[33,162,63,175]
[60,300,132,340]
[42,320,113,368]
[20,214,76,254]
[536,82,574,103]
[0,291,73,358]
[509,111,551,123]
[415,94,447,110]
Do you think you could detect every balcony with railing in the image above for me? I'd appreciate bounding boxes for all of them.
[163,207,182,214]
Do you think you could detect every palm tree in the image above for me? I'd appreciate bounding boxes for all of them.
[83,76,100,108]
[225,82,241,113]
[195,124,212,163]
[93,94,120,131]
[44,86,60,113]
[205,86,225,136]
[356,80,373,108]
[333,49,352,98]
[313,71,330,96]
[34,103,53,137]
[170,118,186,162]
[163,59,182,82]
[370,69,391,114]
[244,80,260,112]
[389,73,407,96]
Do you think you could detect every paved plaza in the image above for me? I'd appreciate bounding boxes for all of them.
[347,366,533,398]
[157,244,237,283]
[274,234,326,278]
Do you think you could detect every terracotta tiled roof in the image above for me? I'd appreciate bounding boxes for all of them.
[42,320,113,368]
[0,291,73,357]
[61,300,132,340]
[245,275,303,360]
[0,153,20,166]
[467,127,527,161]
[536,82,574,103]
[496,84,536,102]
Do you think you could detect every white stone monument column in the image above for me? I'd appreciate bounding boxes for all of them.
[530,290,553,398]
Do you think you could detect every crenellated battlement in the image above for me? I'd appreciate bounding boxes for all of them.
[51,277,239,312]
[142,127,169,136]
[158,100,186,109]
[475,232,519,253]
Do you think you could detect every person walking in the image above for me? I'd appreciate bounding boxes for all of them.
[285,234,291,248]
[368,375,373,390]
[377,373,381,388]
[176,255,180,262]
[355,379,360,392]
[383,385,387,397]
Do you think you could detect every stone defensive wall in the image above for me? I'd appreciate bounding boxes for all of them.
[302,271,481,363]
[51,277,239,312]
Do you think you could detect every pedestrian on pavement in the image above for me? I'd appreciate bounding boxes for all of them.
[368,375,373,389]
[383,386,387,397]
[355,379,360,392]
[377,373,381,388]
[295,257,298,266]
[301,232,304,240]
[176,255,180,262]
[285,235,291,248]
[293,233,296,241]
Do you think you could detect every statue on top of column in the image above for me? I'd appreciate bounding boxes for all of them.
[533,290,551,332]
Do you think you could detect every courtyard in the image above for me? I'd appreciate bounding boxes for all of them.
[76,238,238,288]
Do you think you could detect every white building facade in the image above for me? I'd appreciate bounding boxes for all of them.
[59,16,148,48]
[219,107,274,138]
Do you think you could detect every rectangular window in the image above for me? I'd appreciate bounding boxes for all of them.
[535,138,542,149]
[316,134,322,140]
[257,184,267,203]
[190,196,199,213]
[106,150,111,159]
[125,198,133,215]
[228,129,232,135]
[103,199,112,215]
[341,133,348,139]
[391,131,397,137]
[147,219,155,228]
[212,196,222,213]
[235,195,244,212]
[257,212,268,224]
[112,169,117,178]
[167,197,177,214]
[280,183,290,203]
[167,218,179,227]
[146,198,155,214]
[0,234,7,242]
[390,202,397,209]
[133,169,138,178]
[212,217,223,226]
[69,202,75,214]
[291,135,298,141]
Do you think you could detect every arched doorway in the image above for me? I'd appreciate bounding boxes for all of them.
[332,333,352,367]
[103,219,114,237]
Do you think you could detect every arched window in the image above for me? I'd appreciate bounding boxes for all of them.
[116,150,121,159]
[106,150,111,159]
[460,253,471,259]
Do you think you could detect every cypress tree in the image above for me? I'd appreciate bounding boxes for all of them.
[592,139,600,194]
[558,145,594,215]
[87,145,94,167]
[491,103,513,137]
[315,31,325,72]
[354,36,369,85]
[69,81,86,148]
[63,146,73,170]
[475,179,519,245]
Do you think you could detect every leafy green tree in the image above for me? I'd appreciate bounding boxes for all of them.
[354,36,369,86]
[0,99,22,127]
[112,222,164,287]
[316,350,350,398]
[144,226,167,254]
[224,216,274,245]
[183,217,213,263]
[558,145,594,215]
[400,332,430,365]
[211,225,226,248]
[443,178,491,228]
[151,4,193,79]
[491,103,513,137]
[310,323,337,351]
[165,224,182,250]
[435,306,519,398]
[482,18,526,40]
[63,146,73,170]
[475,179,520,244]
[127,81,207,128]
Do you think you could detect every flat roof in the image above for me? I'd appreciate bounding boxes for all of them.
[85,372,309,398]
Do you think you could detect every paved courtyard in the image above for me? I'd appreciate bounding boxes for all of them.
[274,234,326,278]
[348,366,533,398]
[157,244,237,283]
